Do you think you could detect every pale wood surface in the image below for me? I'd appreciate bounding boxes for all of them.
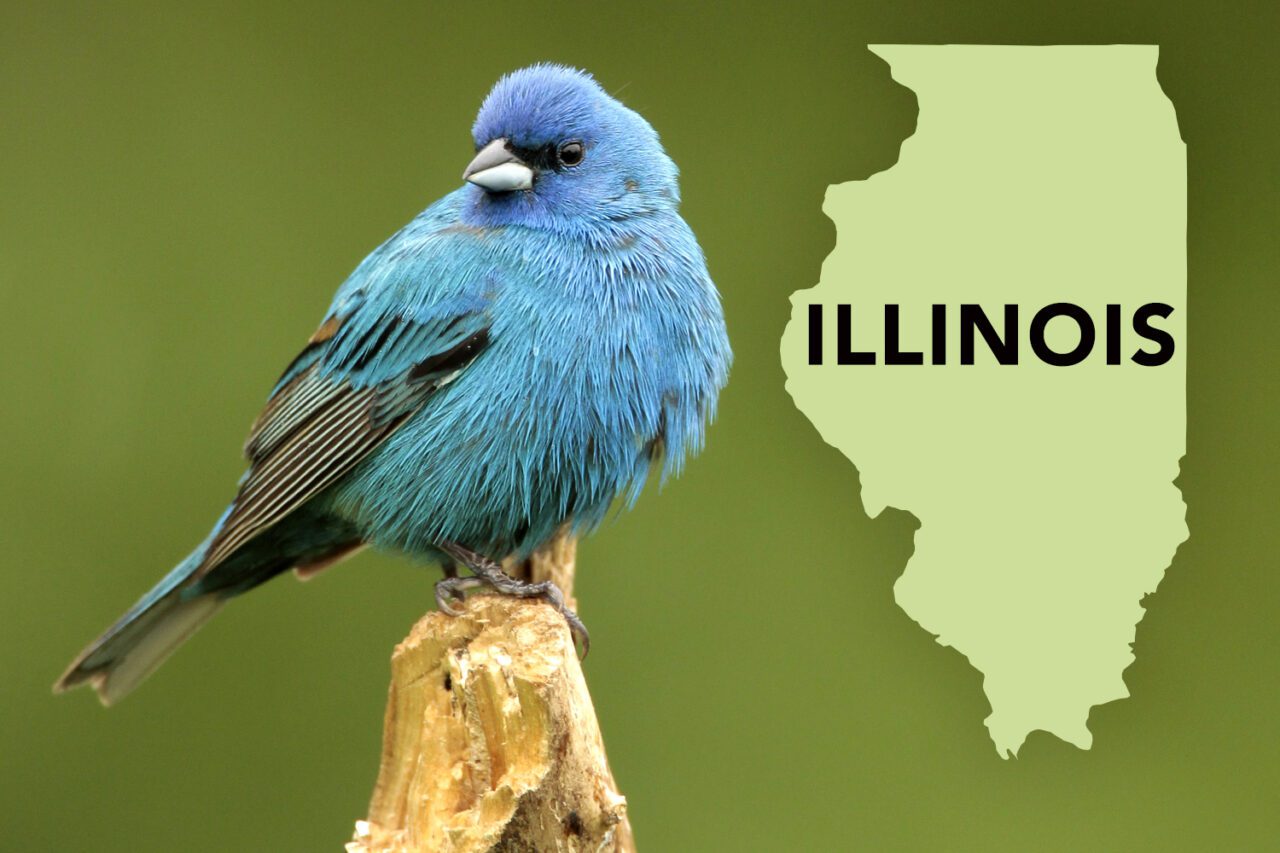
[348,538,635,852]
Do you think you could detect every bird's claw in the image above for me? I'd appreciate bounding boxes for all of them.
[434,576,482,615]
[434,543,590,658]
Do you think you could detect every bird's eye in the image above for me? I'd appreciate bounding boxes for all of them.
[557,141,584,167]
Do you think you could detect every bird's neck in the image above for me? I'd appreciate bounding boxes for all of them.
[458,184,676,237]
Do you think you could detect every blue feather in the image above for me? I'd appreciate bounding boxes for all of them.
[57,63,731,703]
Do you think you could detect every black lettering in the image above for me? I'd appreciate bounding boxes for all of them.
[837,304,876,365]
[960,304,1018,365]
[1030,303,1095,366]
[1105,304,1121,365]
[1131,302,1175,366]
[808,304,823,365]
[931,304,946,365]
[885,304,924,365]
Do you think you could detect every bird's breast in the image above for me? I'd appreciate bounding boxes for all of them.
[331,215,726,559]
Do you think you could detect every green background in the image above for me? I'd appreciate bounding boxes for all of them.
[2,1,1276,850]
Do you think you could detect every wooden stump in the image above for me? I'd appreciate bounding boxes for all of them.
[348,538,635,852]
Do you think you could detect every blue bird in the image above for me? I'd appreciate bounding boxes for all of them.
[56,64,731,704]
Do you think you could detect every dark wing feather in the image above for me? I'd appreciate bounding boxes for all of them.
[198,308,490,578]
[243,365,347,462]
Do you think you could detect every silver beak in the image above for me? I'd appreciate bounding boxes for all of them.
[463,138,534,192]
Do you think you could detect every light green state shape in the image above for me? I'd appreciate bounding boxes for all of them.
[780,45,1187,758]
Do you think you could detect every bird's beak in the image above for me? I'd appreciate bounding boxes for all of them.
[463,139,534,192]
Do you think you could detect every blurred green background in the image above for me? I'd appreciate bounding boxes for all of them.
[3,1,1277,850]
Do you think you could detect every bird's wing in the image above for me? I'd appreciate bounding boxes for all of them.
[196,291,492,577]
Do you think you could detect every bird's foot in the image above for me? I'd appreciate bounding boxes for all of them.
[434,576,484,615]
[436,541,590,657]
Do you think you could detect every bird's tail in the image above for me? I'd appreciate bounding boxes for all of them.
[55,535,223,706]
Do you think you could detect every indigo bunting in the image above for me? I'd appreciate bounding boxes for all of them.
[56,64,731,704]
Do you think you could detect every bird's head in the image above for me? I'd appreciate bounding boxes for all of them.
[463,64,680,228]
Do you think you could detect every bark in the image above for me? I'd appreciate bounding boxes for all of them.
[348,537,634,852]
